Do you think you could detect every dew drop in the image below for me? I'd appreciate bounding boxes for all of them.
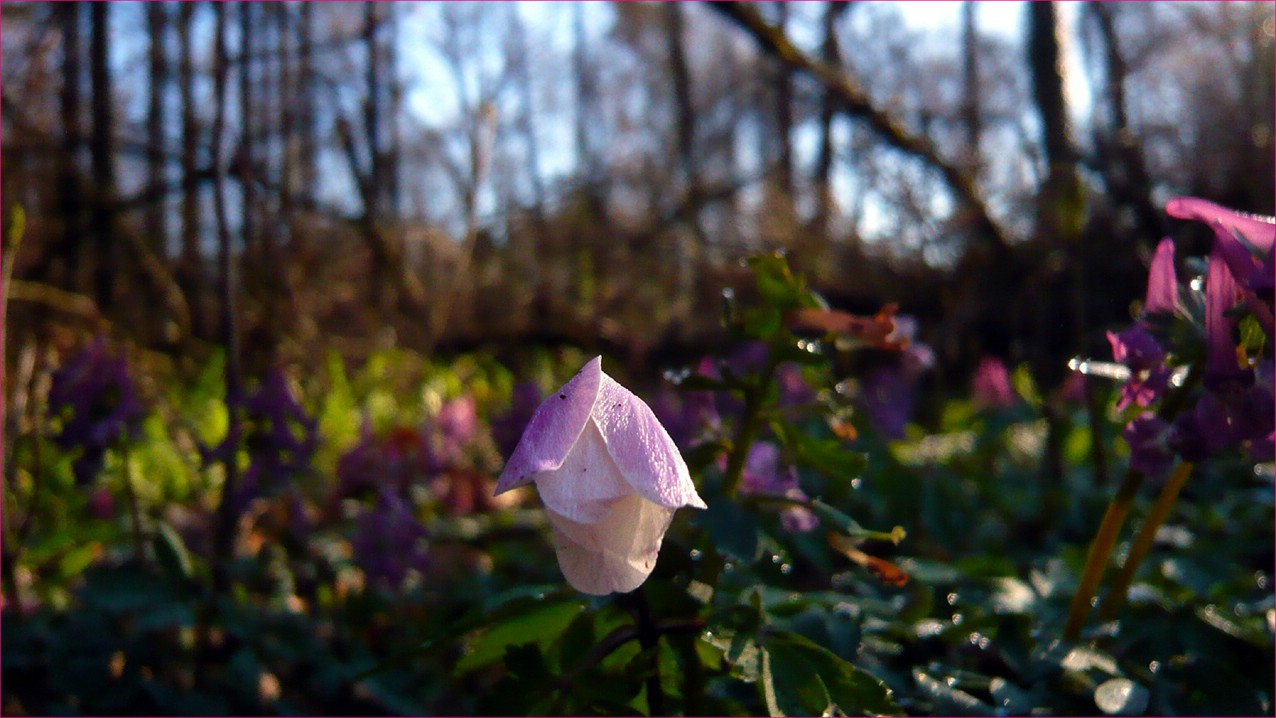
[1258,572,1270,590]
[1148,660,1160,673]
[723,562,735,573]
[851,478,863,489]
[978,637,991,650]
[689,549,702,561]
[780,563,793,575]
[772,554,783,564]
[946,592,959,605]
[951,613,964,625]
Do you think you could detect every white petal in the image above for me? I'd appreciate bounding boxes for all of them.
[533,420,631,524]
[495,357,603,495]
[546,494,674,595]
[593,371,706,510]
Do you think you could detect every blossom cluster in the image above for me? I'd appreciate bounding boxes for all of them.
[47,337,146,485]
[1108,198,1274,476]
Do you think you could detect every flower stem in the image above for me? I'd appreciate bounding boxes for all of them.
[620,586,666,717]
[1063,467,1144,642]
[120,439,145,562]
[721,357,778,498]
[1097,461,1194,623]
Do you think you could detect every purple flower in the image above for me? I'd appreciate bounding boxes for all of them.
[352,490,430,589]
[1123,414,1174,479]
[495,357,706,595]
[47,338,146,485]
[1106,327,1171,410]
[492,382,543,458]
[859,333,934,439]
[335,424,430,500]
[650,362,720,450]
[859,365,914,440]
[775,363,817,408]
[971,357,1016,409]
[216,369,318,514]
[737,442,818,533]
[1144,238,1182,316]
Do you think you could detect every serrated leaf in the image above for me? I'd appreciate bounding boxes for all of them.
[763,631,898,716]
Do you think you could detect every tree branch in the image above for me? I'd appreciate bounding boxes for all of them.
[707,2,1011,255]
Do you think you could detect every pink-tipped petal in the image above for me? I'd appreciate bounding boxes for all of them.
[593,370,707,510]
[495,357,603,495]
[1167,197,1275,290]
[1144,238,1180,315]
[1166,197,1276,251]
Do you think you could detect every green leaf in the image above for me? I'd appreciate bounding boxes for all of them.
[152,521,194,584]
[696,499,760,562]
[455,598,588,675]
[773,420,867,480]
[762,631,898,716]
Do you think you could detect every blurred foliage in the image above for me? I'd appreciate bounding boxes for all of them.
[2,254,1272,717]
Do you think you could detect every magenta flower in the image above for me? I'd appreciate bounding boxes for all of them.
[495,357,706,595]
[971,356,1016,409]
[1106,327,1171,410]
[1144,238,1182,316]
[1167,196,1275,341]
[1166,197,1275,296]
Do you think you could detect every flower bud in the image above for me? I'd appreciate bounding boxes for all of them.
[496,357,706,595]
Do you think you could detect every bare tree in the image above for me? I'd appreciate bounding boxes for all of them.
[88,1,115,310]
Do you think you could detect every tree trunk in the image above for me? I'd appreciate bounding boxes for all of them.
[1088,4,1162,244]
[238,2,257,258]
[1027,1,1084,384]
[812,1,851,259]
[961,2,981,167]
[89,2,116,310]
[146,3,168,256]
[56,2,84,292]
[177,2,204,338]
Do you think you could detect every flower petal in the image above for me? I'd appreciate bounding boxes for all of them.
[1166,197,1275,291]
[1144,238,1180,315]
[593,369,706,510]
[546,495,674,595]
[495,357,603,495]
[533,420,632,523]
[1204,247,1249,389]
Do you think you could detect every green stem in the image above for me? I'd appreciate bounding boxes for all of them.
[1063,467,1144,641]
[721,357,778,498]
[620,586,666,717]
[1097,462,1194,623]
[120,439,145,562]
